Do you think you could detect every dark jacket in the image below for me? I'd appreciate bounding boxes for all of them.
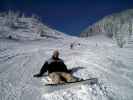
[39,57,69,75]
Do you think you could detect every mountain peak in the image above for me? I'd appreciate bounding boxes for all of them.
[0,11,65,40]
[80,9,133,38]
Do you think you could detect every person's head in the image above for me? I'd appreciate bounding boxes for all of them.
[52,50,59,59]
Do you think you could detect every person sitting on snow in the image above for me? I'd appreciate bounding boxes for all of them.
[34,50,78,84]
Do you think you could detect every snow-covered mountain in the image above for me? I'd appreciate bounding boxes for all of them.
[0,11,66,40]
[80,9,133,47]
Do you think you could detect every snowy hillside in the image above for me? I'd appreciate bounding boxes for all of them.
[0,11,66,40]
[0,34,133,100]
[80,9,133,47]
[0,11,133,100]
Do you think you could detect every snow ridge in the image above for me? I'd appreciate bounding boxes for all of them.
[0,11,66,40]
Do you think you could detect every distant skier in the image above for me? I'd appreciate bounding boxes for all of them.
[34,50,78,84]
[70,42,74,49]
[78,43,80,46]
[96,43,98,47]
[8,35,12,39]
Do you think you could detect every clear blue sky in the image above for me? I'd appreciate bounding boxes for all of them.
[0,0,133,35]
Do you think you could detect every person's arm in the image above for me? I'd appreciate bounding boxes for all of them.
[60,60,69,72]
[33,61,48,77]
[39,61,48,75]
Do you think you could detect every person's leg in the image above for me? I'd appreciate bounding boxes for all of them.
[61,72,78,82]
[49,72,65,84]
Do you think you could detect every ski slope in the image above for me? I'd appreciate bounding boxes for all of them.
[0,35,133,100]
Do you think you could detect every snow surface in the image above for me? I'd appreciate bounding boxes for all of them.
[0,34,133,100]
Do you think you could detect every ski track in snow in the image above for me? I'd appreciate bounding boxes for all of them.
[0,37,133,100]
